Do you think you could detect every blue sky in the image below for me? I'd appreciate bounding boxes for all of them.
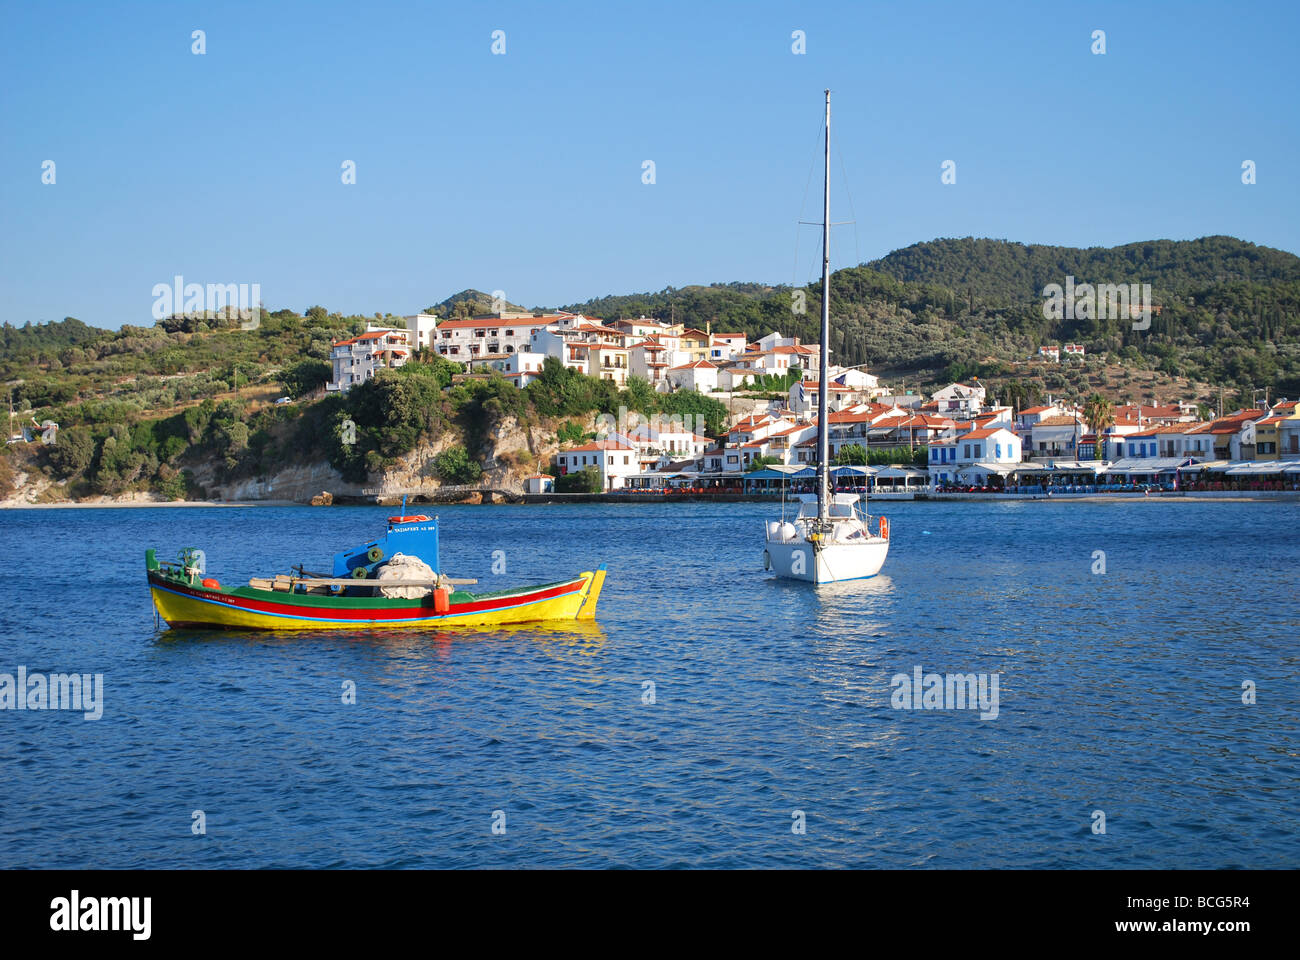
[2,0,1297,328]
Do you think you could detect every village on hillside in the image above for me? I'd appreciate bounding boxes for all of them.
[327,312,1300,498]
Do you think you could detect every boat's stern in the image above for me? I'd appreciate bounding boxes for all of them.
[576,564,607,619]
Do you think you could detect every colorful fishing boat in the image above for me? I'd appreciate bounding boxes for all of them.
[145,512,605,630]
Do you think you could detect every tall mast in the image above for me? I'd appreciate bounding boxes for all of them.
[816,89,832,522]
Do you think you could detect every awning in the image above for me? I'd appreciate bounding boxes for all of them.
[1176,460,1231,472]
[959,462,1016,476]
[874,466,925,479]
[1106,457,1193,474]
[830,464,877,476]
[1013,461,1105,474]
[747,466,816,480]
[1225,462,1289,476]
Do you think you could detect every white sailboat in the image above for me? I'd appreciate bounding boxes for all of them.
[764,90,890,584]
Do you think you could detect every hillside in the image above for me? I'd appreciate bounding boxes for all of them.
[3,235,1297,504]
[560,236,1300,402]
[869,236,1300,305]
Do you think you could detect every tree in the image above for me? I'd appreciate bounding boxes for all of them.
[46,426,95,478]
[1083,393,1115,461]
[621,375,657,415]
[835,443,868,465]
[281,359,331,398]
[434,446,482,485]
[555,465,601,492]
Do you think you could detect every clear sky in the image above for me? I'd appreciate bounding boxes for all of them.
[2,0,1297,328]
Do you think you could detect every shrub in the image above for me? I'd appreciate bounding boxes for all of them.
[555,465,601,493]
[434,445,483,485]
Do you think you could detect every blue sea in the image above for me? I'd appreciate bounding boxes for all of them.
[1,500,1297,868]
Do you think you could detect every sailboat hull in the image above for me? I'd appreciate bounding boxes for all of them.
[765,538,890,584]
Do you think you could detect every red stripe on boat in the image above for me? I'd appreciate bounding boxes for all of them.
[150,574,585,621]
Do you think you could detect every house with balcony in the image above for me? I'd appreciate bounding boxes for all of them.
[628,338,686,391]
[432,315,559,360]
[1207,410,1266,461]
[1028,415,1087,460]
[1275,409,1300,460]
[326,326,412,392]
[587,342,631,386]
[610,316,675,340]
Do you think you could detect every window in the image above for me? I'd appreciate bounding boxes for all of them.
[995,443,1001,459]
[963,444,970,459]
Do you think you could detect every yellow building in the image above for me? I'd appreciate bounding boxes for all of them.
[678,328,710,362]
[1255,416,1282,460]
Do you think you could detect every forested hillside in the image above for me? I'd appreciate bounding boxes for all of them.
[561,236,1300,401]
[3,235,1298,502]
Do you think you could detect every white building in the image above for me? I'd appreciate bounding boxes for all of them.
[432,316,556,360]
[628,338,687,391]
[716,364,760,391]
[1029,415,1087,459]
[665,360,718,392]
[709,333,748,362]
[827,367,880,391]
[523,474,554,494]
[555,439,640,491]
[929,426,1021,485]
[931,382,987,417]
[326,326,412,392]
[788,379,863,417]
[403,314,440,351]
[485,350,549,388]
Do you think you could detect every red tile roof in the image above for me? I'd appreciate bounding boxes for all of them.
[560,440,635,453]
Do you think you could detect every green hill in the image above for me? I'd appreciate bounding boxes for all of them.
[3,236,1298,502]
[426,289,532,318]
[561,236,1300,400]
[868,236,1300,305]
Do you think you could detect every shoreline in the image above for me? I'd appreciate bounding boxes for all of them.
[3,492,1297,508]
[0,499,301,509]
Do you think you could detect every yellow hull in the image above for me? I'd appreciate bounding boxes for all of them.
[149,567,606,631]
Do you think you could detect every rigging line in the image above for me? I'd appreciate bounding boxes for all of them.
[793,114,827,290]
[836,144,861,268]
